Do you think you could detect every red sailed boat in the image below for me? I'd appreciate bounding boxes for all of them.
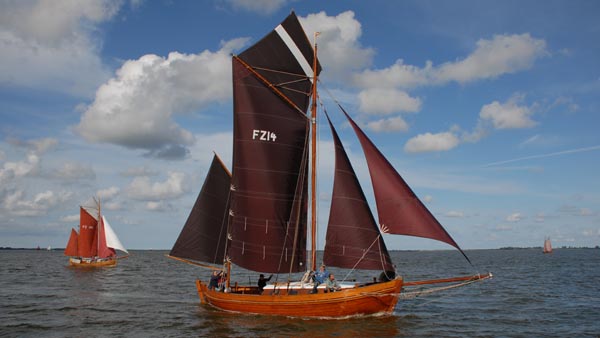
[543,237,553,254]
[64,198,128,267]
[169,11,490,318]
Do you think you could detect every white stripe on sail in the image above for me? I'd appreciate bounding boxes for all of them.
[275,24,314,82]
[102,216,128,254]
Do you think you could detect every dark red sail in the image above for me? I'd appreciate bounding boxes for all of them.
[237,11,320,113]
[227,12,317,273]
[324,114,394,271]
[78,207,98,258]
[341,108,470,263]
[64,228,79,257]
[170,154,231,264]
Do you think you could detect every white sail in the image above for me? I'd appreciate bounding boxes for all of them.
[102,216,128,254]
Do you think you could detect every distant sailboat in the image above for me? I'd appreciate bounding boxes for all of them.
[64,198,129,267]
[168,11,491,318]
[543,237,553,254]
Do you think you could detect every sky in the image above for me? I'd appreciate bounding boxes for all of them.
[1,0,599,252]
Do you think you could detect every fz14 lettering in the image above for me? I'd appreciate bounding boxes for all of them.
[252,130,277,142]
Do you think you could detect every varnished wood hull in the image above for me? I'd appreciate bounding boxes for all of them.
[68,257,117,268]
[195,278,403,318]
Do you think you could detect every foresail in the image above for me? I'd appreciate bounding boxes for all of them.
[64,228,79,256]
[78,206,98,258]
[228,12,316,273]
[324,114,394,271]
[341,108,470,263]
[170,154,230,264]
[103,216,128,254]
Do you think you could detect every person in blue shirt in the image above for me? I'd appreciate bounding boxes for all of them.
[310,265,328,293]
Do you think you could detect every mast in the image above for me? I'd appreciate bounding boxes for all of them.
[310,33,319,272]
[96,197,101,258]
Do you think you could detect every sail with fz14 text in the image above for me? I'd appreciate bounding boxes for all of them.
[64,198,129,268]
[169,11,491,318]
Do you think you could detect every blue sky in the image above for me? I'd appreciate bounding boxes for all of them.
[1,0,599,251]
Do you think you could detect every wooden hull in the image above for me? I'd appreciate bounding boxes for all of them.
[195,278,403,318]
[68,257,117,268]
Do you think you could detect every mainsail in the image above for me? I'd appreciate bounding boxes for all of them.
[78,207,98,258]
[324,114,394,271]
[227,13,320,273]
[170,154,231,264]
[341,108,470,263]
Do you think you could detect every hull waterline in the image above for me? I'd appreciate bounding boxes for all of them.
[68,257,117,268]
[195,278,403,318]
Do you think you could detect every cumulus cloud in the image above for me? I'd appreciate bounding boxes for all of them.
[76,39,247,159]
[355,60,431,90]
[0,0,120,96]
[223,0,288,15]
[0,153,41,185]
[435,34,547,84]
[97,186,120,201]
[1,189,71,217]
[406,93,537,153]
[301,11,374,81]
[355,33,547,90]
[350,32,546,137]
[0,138,60,184]
[358,88,421,115]
[366,116,409,133]
[479,94,537,129]
[404,131,460,153]
[126,171,188,201]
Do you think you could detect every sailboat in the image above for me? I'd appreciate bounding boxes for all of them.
[543,237,553,254]
[169,11,490,318]
[64,198,129,267]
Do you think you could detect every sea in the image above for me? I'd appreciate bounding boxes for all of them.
[1,248,599,337]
